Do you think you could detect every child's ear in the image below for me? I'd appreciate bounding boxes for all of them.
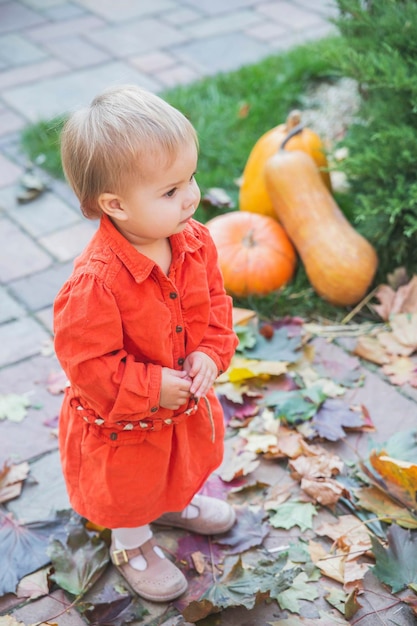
[98,193,128,220]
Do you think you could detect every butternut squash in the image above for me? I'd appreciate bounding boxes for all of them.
[264,146,378,307]
[239,110,331,218]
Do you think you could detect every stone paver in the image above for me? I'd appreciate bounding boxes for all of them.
[8,261,73,312]
[0,217,52,281]
[0,315,50,367]
[0,285,25,323]
[3,3,415,626]
[2,61,160,121]
[0,153,22,186]
[0,187,80,237]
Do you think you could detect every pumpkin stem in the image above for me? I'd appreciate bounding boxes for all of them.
[280,123,304,151]
[286,109,302,129]
[242,229,256,248]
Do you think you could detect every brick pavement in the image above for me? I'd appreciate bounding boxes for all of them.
[1,2,416,625]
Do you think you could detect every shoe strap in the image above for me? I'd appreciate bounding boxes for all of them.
[111,537,159,567]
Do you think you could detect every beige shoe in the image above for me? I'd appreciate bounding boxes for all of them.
[155,495,236,535]
[110,537,187,602]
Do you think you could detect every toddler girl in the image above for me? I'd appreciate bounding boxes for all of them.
[54,85,238,602]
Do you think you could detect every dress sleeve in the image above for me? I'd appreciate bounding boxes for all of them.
[54,273,161,423]
[195,227,239,374]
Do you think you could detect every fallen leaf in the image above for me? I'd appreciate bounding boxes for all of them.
[0,461,30,504]
[343,559,370,592]
[268,501,317,532]
[16,566,51,599]
[182,557,261,621]
[0,618,26,626]
[276,571,319,612]
[324,586,347,613]
[316,515,372,556]
[0,509,71,596]
[0,393,31,422]
[387,266,409,289]
[225,356,288,383]
[382,355,417,386]
[176,533,225,573]
[191,551,206,574]
[378,331,415,356]
[289,449,344,480]
[390,312,417,350]
[201,187,234,209]
[242,326,302,363]
[311,398,366,441]
[353,334,391,365]
[269,610,349,624]
[232,307,257,326]
[369,450,417,511]
[270,389,318,424]
[344,587,363,619]
[220,449,260,482]
[46,370,69,395]
[371,524,417,593]
[372,275,417,320]
[83,584,148,625]
[214,506,269,554]
[313,354,362,388]
[354,485,417,529]
[48,515,109,596]
[316,552,345,584]
[300,476,347,506]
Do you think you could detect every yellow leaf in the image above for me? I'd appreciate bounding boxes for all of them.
[370,451,417,510]
[382,356,417,386]
[354,485,417,528]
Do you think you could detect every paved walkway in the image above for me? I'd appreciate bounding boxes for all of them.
[2,2,416,626]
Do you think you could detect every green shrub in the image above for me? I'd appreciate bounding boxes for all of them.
[329,0,417,276]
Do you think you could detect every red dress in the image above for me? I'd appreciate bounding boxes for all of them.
[54,215,238,528]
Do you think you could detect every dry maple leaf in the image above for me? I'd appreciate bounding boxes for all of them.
[0,461,30,504]
[316,515,372,556]
[289,451,344,480]
[373,275,417,320]
[390,312,417,350]
[353,335,391,365]
[300,477,347,506]
[369,450,417,511]
[382,356,417,386]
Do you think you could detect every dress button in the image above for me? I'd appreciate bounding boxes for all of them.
[177,358,185,366]
[150,406,158,413]
[175,325,183,333]
[110,432,118,441]
[169,292,177,299]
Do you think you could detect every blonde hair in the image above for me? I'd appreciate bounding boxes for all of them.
[60,85,198,219]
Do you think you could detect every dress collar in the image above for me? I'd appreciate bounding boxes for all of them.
[98,214,203,282]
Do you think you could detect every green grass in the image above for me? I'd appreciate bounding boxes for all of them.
[20,36,367,323]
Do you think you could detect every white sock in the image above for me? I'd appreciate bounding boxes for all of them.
[112,525,164,571]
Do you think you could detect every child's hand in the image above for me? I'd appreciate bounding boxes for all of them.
[160,368,192,410]
[183,351,217,399]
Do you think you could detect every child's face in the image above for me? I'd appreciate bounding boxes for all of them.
[114,140,201,245]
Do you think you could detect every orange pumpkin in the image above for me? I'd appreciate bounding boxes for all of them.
[206,211,297,297]
[239,110,331,218]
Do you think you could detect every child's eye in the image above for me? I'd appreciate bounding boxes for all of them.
[165,187,176,197]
